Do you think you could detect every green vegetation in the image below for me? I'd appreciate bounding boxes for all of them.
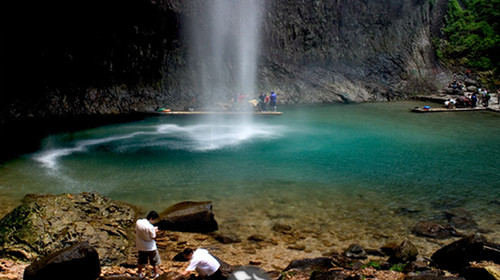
[389,263,407,272]
[438,0,500,75]
[362,261,382,270]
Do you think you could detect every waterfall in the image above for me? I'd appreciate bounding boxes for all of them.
[187,0,264,111]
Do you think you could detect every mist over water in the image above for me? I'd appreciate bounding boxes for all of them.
[187,0,264,107]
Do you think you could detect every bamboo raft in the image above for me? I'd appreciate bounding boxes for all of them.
[409,107,499,113]
[153,110,283,115]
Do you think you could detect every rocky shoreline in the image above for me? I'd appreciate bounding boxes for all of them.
[0,192,499,280]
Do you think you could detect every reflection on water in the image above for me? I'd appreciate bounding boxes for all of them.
[1,101,499,255]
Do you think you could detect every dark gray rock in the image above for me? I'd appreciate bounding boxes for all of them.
[283,257,334,272]
[310,270,351,280]
[344,244,367,259]
[431,234,500,272]
[461,266,498,280]
[158,201,218,233]
[23,241,100,280]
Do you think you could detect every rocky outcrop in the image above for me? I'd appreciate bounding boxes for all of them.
[0,192,139,265]
[2,0,450,123]
[259,0,449,104]
[0,194,499,280]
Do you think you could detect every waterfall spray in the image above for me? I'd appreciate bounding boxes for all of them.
[187,0,264,111]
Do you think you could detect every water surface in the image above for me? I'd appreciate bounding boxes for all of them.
[1,101,499,254]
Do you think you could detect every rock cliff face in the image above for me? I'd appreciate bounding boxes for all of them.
[1,0,450,122]
[260,0,450,103]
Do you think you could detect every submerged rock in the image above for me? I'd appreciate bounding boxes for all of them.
[412,221,460,239]
[443,208,478,230]
[157,201,218,233]
[0,192,138,265]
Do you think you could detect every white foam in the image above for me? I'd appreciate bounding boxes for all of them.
[33,122,286,169]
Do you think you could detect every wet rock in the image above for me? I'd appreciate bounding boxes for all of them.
[443,208,478,230]
[431,234,500,272]
[247,234,266,242]
[344,244,367,259]
[413,221,460,239]
[396,208,422,216]
[23,241,100,280]
[387,239,419,264]
[213,233,242,244]
[158,201,218,233]
[283,257,334,272]
[271,223,292,233]
[0,192,138,265]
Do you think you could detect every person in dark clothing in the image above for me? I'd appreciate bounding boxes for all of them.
[270,91,277,112]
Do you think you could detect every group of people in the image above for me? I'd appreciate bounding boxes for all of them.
[135,211,224,280]
[257,91,278,112]
[231,91,278,112]
[444,87,493,108]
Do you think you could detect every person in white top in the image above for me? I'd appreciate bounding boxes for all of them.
[181,248,223,280]
[135,211,161,278]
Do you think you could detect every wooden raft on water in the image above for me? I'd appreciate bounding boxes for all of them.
[410,107,490,113]
[153,110,283,115]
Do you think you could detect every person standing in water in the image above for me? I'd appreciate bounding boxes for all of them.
[270,91,277,111]
[136,211,161,279]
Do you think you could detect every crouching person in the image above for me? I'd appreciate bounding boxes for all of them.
[181,248,225,280]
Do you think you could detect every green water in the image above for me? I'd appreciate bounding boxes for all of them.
[1,101,499,251]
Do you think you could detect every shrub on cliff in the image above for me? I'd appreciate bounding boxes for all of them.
[438,0,500,75]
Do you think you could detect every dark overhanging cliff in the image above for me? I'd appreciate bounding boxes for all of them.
[1,0,451,124]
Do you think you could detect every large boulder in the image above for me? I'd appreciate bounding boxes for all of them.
[431,234,500,272]
[23,241,100,280]
[0,192,139,265]
[157,201,218,233]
